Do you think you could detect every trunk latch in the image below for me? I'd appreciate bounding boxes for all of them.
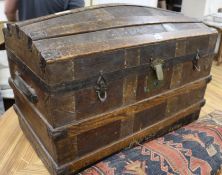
[95,71,107,102]
[151,59,164,81]
[193,49,201,72]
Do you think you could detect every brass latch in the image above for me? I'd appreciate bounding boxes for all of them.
[151,59,164,81]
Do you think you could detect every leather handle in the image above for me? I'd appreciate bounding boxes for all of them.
[13,72,38,103]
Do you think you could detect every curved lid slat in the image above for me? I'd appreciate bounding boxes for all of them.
[17,5,198,41]
[6,4,215,64]
[27,15,198,41]
[35,28,216,63]
[16,3,182,27]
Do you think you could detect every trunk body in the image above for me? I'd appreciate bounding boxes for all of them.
[4,4,217,175]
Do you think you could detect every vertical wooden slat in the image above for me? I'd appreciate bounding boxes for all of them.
[208,33,218,53]
[121,48,140,137]
[120,113,134,138]
[170,63,183,89]
[166,39,184,115]
[123,75,138,105]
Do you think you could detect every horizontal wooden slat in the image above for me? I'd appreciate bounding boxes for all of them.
[15,4,182,27]
[64,76,210,135]
[8,47,212,93]
[23,16,198,41]
[10,75,211,132]
[35,28,217,63]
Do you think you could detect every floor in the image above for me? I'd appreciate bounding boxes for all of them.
[200,62,222,117]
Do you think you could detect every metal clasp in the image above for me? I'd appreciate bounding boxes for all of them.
[95,71,107,102]
[151,58,164,81]
[193,49,201,72]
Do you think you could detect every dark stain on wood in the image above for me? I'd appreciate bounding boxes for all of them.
[77,121,121,157]
[134,102,167,132]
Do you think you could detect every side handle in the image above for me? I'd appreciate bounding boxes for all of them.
[13,72,38,103]
[151,58,164,81]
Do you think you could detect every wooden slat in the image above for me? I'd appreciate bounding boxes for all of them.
[10,74,210,133]
[35,28,217,63]
[65,76,210,135]
[15,4,183,27]
[23,16,198,41]
[8,47,212,93]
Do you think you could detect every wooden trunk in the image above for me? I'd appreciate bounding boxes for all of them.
[4,4,217,175]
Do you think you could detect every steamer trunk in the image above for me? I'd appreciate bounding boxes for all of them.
[4,4,217,175]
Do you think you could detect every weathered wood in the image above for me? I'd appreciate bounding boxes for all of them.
[10,75,211,165]
[4,5,216,85]
[15,4,185,28]
[16,101,203,175]
[5,4,218,175]
[7,44,215,127]
[14,5,196,42]
[7,48,213,92]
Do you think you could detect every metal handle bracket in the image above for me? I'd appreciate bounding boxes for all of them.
[193,49,201,72]
[95,71,107,102]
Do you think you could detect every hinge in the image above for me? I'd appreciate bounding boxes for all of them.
[47,128,68,142]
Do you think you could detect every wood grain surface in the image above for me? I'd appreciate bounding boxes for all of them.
[0,62,221,175]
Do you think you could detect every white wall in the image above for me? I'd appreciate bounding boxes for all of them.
[92,0,158,7]
[182,0,222,19]
[205,0,222,16]
[0,1,6,21]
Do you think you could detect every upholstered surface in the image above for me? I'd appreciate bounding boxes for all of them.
[79,111,222,175]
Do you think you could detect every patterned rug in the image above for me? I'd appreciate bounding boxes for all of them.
[79,111,222,175]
